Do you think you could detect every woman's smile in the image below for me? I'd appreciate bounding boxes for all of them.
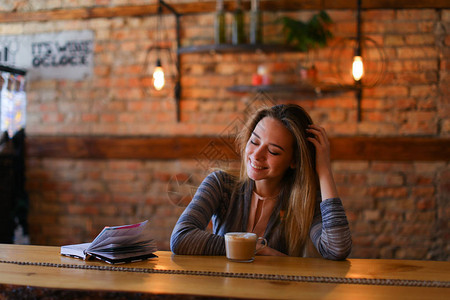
[249,159,267,170]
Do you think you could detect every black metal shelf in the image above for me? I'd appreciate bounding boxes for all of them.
[0,65,27,76]
[227,83,357,95]
[178,43,298,55]
[177,43,358,116]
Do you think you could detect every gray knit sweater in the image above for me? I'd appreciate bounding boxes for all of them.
[170,171,352,260]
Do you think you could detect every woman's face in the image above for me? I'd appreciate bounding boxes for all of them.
[245,117,296,187]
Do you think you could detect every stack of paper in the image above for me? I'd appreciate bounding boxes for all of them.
[61,220,157,264]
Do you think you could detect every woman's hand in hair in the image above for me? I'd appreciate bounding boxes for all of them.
[306,125,331,174]
[306,124,339,200]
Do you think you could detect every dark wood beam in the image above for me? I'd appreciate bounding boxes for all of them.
[25,136,450,162]
[25,136,239,160]
[329,137,450,161]
[1,0,449,23]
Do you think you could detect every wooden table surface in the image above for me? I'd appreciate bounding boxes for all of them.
[0,244,449,299]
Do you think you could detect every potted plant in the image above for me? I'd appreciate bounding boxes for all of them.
[279,11,333,52]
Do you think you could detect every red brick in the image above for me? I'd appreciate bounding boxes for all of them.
[348,173,368,185]
[364,85,408,98]
[365,10,395,20]
[397,46,438,59]
[81,113,99,122]
[407,174,434,185]
[384,211,404,221]
[413,186,435,197]
[385,35,405,46]
[418,21,436,33]
[396,71,437,85]
[405,34,435,45]
[358,123,398,135]
[120,41,137,52]
[111,194,141,204]
[67,204,100,215]
[400,223,434,236]
[410,85,438,97]
[363,210,381,221]
[381,198,416,211]
[329,123,358,135]
[368,173,404,186]
[396,98,417,110]
[76,181,106,193]
[94,77,112,88]
[126,100,151,111]
[395,248,428,260]
[369,186,409,199]
[181,87,218,99]
[374,234,392,247]
[416,198,436,211]
[107,160,144,170]
[100,113,117,123]
[396,9,436,20]
[92,217,128,229]
[103,171,136,182]
[364,111,391,122]
[154,172,172,182]
[352,235,374,247]
[94,65,110,76]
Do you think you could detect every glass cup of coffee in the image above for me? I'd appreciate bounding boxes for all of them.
[225,232,267,262]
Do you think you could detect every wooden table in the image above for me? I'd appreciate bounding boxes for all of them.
[0,244,449,299]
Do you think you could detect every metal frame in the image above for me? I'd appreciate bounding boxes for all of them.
[157,0,181,122]
[355,0,362,122]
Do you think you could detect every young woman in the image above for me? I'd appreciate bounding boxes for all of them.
[170,104,352,259]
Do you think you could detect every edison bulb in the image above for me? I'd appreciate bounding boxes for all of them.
[153,66,165,90]
[352,56,364,81]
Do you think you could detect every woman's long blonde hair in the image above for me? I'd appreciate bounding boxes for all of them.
[237,104,318,256]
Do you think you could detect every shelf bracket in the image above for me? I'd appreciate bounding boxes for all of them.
[355,0,362,122]
[355,81,362,122]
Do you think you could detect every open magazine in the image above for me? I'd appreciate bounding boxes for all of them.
[60,220,157,264]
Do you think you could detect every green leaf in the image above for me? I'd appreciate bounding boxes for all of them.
[278,11,333,51]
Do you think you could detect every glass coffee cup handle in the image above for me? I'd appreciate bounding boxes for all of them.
[255,237,267,253]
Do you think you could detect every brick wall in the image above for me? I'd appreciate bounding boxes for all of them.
[1,1,449,260]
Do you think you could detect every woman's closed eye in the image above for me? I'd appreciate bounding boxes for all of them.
[250,139,282,156]
[268,148,280,156]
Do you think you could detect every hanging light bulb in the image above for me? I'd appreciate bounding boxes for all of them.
[153,58,165,90]
[352,55,364,81]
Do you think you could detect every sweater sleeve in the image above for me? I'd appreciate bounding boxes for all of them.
[170,171,227,255]
[310,198,352,260]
